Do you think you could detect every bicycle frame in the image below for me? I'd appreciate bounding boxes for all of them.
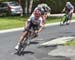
[16,28,36,55]
[60,13,72,26]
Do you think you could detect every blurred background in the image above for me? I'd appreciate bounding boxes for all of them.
[0,0,75,16]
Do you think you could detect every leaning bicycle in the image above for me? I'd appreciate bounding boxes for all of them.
[16,28,38,55]
[60,13,72,26]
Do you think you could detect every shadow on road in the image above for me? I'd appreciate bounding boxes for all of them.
[14,51,34,56]
[50,56,71,60]
[21,51,34,55]
[30,41,39,45]
[38,44,58,48]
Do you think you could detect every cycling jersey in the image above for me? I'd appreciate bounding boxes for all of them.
[65,2,74,11]
[23,16,43,32]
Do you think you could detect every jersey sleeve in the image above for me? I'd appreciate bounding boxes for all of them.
[66,3,74,10]
[39,17,43,27]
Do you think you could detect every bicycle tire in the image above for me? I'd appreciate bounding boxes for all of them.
[16,29,35,55]
[16,38,28,55]
[16,32,31,55]
[16,43,23,55]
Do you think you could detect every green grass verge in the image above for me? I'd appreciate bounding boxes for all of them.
[0,16,28,30]
[64,39,75,46]
[0,16,75,30]
[0,16,61,30]
[47,17,61,23]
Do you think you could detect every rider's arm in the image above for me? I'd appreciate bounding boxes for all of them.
[38,18,44,33]
[69,9,74,15]
[44,13,48,19]
[25,18,31,28]
[38,26,43,32]
[62,7,66,12]
[25,21,29,28]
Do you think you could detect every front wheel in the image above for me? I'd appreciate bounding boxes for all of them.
[16,43,23,55]
[16,40,28,55]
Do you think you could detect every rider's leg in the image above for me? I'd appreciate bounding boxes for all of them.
[63,18,67,24]
[63,15,69,24]
[66,10,73,24]
[65,13,72,25]
[19,31,28,43]
[68,13,72,24]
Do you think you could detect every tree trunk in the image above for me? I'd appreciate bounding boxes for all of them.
[29,0,33,14]
[18,0,23,16]
[25,0,28,15]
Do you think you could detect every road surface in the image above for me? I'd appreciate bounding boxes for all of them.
[0,22,75,60]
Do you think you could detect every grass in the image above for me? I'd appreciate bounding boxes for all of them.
[0,16,28,30]
[0,16,75,30]
[65,39,75,46]
[0,16,61,30]
[47,17,61,23]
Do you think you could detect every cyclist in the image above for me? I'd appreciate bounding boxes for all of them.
[41,6,50,25]
[62,2,74,24]
[30,3,51,26]
[15,10,43,50]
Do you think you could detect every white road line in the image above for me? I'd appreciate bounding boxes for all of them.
[0,28,24,33]
[48,46,75,57]
[39,36,74,46]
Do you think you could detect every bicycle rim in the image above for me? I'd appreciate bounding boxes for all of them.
[16,43,23,55]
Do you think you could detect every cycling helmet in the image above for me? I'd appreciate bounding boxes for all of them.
[34,10,41,17]
[66,2,71,6]
[42,6,48,12]
[36,7,44,15]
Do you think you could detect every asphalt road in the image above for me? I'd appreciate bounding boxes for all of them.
[0,22,75,60]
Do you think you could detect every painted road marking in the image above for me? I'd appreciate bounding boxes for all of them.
[39,36,74,46]
[48,46,75,57]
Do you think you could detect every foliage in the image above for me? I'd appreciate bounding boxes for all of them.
[65,39,75,46]
[33,0,75,13]
[0,0,75,14]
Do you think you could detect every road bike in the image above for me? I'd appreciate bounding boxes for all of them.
[60,13,72,26]
[16,28,38,55]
